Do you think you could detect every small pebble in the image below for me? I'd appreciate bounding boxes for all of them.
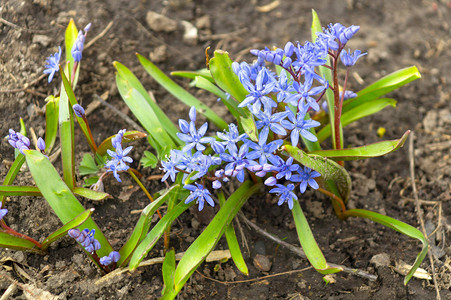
[253,254,272,272]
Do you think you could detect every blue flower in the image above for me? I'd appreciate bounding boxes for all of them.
[340,49,366,67]
[7,129,30,154]
[269,183,298,210]
[72,104,85,118]
[177,107,214,152]
[100,251,120,266]
[291,167,321,193]
[285,74,325,111]
[105,129,133,182]
[238,68,277,114]
[245,132,283,165]
[267,156,299,180]
[254,106,289,142]
[217,123,247,148]
[280,107,320,146]
[274,71,295,103]
[161,150,183,182]
[184,183,215,211]
[43,46,61,83]
[37,137,46,151]
[0,202,8,220]
[68,228,101,253]
[220,143,256,182]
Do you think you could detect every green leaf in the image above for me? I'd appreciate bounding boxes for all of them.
[41,208,93,250]
[161,248,176,296]
[44,95,59,153]
[115,69,177,154]
[97,130,147,157]
[64,19,79,83]
[240,115,258,142]
[311,130,410,161]
[1,154,26,204]
[343,209,428,285]
[114,61,180,147]
[83,176,99,187]
[60,70,97,153]
[137,53,228,130]
[209,50,249,105]
[58,66,75,189]
[73,187,110,201]
[24,150,112,257]
[218,192,249,275]
[343,66,421,114]
[129,196,194,270]
[192,76,246,121]
[0,186,41,197]
[170,69,214,82]
[317,98,397,143]
[119,186,177,266]
[311,10,340,149]
[0,231,42,254]
[283,145,352,201]
[171,182,261,296]
[79,153,99,176]
[140,151,158,169]
[292,200,342,274]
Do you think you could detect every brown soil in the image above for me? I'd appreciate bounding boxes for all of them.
[0,0,449,299]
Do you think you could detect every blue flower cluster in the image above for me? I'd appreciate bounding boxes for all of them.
[72,23,92,63]
[68,228,101,253]
[105,129,133,182]
[100,250,120,266]
[161,23,363,211]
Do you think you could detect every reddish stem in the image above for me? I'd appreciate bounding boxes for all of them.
[1,220,42,249]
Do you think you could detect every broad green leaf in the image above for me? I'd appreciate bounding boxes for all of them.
[137,53,228,130]
[170,69,214,82]
[317,98,397,143]
[24,150,112,257]
[283,145,352,201]
[311,10,340,149]
[73,187,110,201]
[129,200,194,270]
[60,70,97,153]
[343,209,428,285]
[240,116,258,142]
[343,66,421,114]
[119,186,177,267]
[0,154,25,204]
[45,95,59,153]
[41,208,93,250]
[218,192,249,276]
[209,50,249,104]
[171,182,261,296]
[114,61,180,146]
[140,151,158,168]
[97,130,147,157]
[58,66,75,189]
[64,19,79,84]
[0,186,41,197]
[192,76,246,121]
[311,130,410,161]
[161,248,176,296]
[79,153,99,176]
[115,72,176,154]
[292,200,342,274]
[0,231,43,254]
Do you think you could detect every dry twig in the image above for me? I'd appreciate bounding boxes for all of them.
[409,132,441,300]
